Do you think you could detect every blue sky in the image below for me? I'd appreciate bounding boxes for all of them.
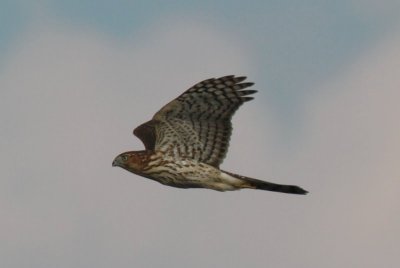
[2,1,397,124]
[1,1,400,268]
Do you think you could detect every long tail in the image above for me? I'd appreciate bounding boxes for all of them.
[224,171,308,195]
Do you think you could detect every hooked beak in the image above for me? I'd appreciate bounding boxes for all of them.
[112,157,118,167]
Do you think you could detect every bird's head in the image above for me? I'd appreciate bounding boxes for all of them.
[112,152,131,168]
[112,151,148,172]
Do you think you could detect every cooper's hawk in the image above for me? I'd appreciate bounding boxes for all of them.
[112,75,307,194]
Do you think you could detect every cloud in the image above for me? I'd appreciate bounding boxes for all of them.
[0,18,258,268]
[1,12,400,268]
[291,31,400,267]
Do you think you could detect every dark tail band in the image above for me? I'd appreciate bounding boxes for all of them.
[224,171,308,195]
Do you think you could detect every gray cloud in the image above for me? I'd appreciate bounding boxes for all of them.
[1,18,399,268]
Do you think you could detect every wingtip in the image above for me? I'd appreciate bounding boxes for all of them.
[217,75,248,82]
[233,76,247,83]
[242,97,254,102]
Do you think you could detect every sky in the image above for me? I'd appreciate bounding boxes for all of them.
[1,1,400,267]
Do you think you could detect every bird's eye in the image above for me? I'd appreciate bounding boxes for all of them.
[122,155,129,162]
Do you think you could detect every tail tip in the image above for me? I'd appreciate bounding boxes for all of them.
[291,186,308,195]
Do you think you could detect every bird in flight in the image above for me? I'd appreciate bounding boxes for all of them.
[113,75,307,194]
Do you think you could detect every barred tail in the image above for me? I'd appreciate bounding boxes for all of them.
[224,171,308,195]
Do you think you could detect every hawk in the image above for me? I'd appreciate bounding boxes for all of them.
[112,75,307,194]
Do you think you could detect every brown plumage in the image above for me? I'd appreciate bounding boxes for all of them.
[112,75,307,194]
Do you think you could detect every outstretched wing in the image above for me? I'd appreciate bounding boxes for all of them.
[134,75,256,167]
